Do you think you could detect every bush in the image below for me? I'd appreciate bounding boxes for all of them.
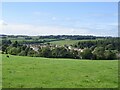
[40,47,52,58]
[18,51,26,56]
[81,48,93,59]
[104,50,116,60]
[92,47,105,60]
[7,47,21,55]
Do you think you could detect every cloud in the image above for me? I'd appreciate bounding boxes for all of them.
[107,23,118,26]
[0,22,118,37]
[88,23,118,36]
[1,23,93,36]
[0,20,7,26]
[0,20,8,34]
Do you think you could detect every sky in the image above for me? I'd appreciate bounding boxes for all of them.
[0,2,118,36]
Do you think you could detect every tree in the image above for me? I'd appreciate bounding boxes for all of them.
[2,45,8,54]
[25,46,31,56]
[51,47,70,58]
[21,45,27,50]
[104,50,116,60]
[40,47,52,58]
[81,48,93,59]
[58,47,68,58]
[52,47,61,58]
[18,51,26,56]
[7,40,12,45]
[27,49,38,57]
[105,44,114,50]
[12,41,19,47]
[2,40,12,45]
[92,47,105,60]
[70,50,79,59]
[7,47,21,55]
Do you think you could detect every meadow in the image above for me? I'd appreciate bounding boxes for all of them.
[50,39,81,46]
[1,35,102,46]
[2,54,118,88]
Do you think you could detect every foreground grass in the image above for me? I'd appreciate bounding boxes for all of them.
[2,54,118,88]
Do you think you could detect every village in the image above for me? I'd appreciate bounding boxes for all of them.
[24,43,84,53]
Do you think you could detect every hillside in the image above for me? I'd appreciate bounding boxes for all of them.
[2,54,118,88]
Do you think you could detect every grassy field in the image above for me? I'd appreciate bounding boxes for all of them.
[50,39,80,45]
[50,39,101,46]
[1,36,103,46]
[2,54,118,88]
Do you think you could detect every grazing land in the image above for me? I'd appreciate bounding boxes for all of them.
[50,39,95,46]
[2,54,118,88]
[49,39,80,46]
[1,35,103,45]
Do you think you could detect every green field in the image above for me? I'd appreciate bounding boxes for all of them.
[1,36,103,46]
[50,39,80,45]
[2,54,118,88]
[50,39,101,46]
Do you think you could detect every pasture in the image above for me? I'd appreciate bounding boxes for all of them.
[50,39,80,45]
[50,39,102,46]
[2,54,118,88]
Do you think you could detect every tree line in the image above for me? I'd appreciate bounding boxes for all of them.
[1,37,120,60]
[1,34,111,40]
[74,38,120,51]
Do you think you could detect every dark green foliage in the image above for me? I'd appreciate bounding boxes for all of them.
[7,47,21,55]
[40,47,52,58]
[39,35,96,40]
[18,51,26,56]
[38,46,79,59]
[77,40,96,49]
[92,47,117,60]
[25,37,32,40]
[27,49,37,57]
[12,41,19,47]
[1,40,12,53]
[93,47,105,60]
[81,48,93,59]
[52,47,67,58]
[70,50,80,59]
[2,45,8,53]
[75,38,120,51]
[21,45,27,50]
[2,39,12,45]
[104,50,116,60]
[105,44,114,50]
[24,46,31,55]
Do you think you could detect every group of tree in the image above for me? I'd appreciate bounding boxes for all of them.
[2,43,79,59]
[82,47,117,60]
[74,38,120,52]
[39,35,98,40]
[1,37,120,60]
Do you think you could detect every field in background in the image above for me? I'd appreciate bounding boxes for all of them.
[1,35,104,46]
[50,39,99,46]
[2,54,118,88]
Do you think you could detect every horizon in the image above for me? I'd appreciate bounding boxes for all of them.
[0,34,115,37]
[0,2,118,37]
